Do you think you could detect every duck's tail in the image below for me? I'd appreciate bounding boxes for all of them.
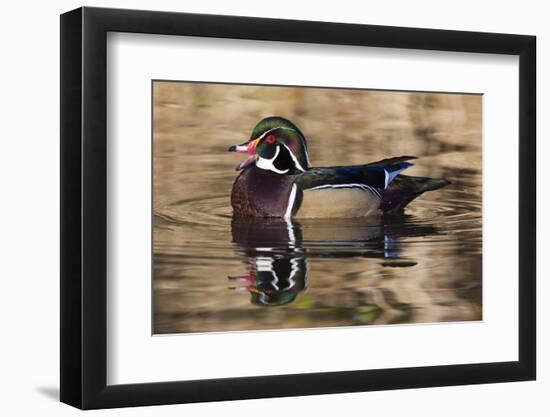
[380,174,450,213]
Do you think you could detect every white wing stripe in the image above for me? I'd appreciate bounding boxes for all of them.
[310,183,382,199]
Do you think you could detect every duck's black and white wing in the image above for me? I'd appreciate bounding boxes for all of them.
[289,156,415,218]
[295,156,416,194]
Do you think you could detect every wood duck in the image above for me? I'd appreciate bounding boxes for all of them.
[229,116,449,218]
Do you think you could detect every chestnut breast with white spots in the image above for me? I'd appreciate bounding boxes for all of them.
[231,166,299,217]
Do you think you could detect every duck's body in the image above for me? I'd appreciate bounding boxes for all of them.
[231,166,298,218]
[229,117,449,219]
[231,160,448,218]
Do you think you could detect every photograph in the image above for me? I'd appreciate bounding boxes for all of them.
[152,81,483,334]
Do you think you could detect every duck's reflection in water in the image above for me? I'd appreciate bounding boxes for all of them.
[229,215,438,307]
[228,255,308,307]
[229,216,307,306]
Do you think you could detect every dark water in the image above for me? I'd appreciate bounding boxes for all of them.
[153,82,482,334]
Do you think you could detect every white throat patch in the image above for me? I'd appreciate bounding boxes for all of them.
[256,146,289,174]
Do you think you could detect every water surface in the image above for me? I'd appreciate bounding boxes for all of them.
[153,82,482,334]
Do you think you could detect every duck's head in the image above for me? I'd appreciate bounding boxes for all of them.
[228,116,310,174]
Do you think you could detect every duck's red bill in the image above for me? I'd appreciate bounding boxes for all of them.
[229,138,260,170]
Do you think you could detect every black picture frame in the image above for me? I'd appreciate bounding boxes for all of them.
[60,6,536,410]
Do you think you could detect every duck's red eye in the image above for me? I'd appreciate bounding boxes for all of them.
[265,134,276,144]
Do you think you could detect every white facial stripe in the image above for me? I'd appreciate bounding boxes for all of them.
[278,127,309,169]
[256,146,289,174]
[258,126,280,139]
[280,143,306,172]
[284,184,298,219]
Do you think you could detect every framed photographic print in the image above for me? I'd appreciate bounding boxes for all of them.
[60,6,536,409]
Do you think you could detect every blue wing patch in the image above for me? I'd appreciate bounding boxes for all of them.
[367,161,413,189]
[384,162,413,188]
